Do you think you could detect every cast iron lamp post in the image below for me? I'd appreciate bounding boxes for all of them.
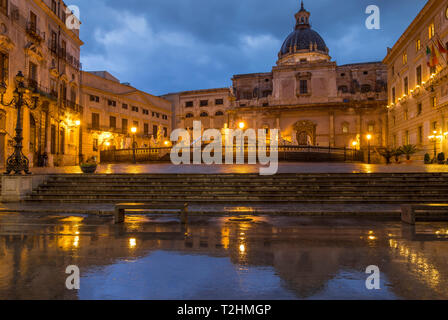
[366,134,372,164]
[131,126,137,164]
[428,131,443,161]
[0,71,41,175]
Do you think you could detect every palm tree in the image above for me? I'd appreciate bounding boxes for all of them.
[391,148,403,163]
[400,144,418,161]
[379,148,393,164]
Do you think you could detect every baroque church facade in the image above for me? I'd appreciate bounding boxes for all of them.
[165,3,388,150]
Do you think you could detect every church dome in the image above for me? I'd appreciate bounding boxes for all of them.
[278,2,329,58]
[280,28,328,55]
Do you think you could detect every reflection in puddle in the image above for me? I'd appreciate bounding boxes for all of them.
[0,213,448,300]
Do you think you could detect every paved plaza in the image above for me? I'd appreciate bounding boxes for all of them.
[28,162,448,175]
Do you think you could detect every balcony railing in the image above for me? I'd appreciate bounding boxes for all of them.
[47,41,82,70]
[26,22,45,43]
[62,100,83,113]
[25,78,58,102]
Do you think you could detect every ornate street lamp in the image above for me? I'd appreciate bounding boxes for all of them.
[366,134,372,164]
[428,130,443,161]
[0,71,42,175]
[131,126,137,164]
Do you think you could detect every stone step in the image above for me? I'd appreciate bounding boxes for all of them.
[34,186,448,193]
[24,198,444,204]
[26,192,447,200]
[31,189,448,196]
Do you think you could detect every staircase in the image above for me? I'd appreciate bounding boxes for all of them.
[25,173,448,204]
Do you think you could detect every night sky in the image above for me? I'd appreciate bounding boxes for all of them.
[71,0,428,95]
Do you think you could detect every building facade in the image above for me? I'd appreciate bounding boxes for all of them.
[384,0,448,160]
[162,88,232,133]
[81,71,172,161]
[165,3,388,152]
[0,0,83,168]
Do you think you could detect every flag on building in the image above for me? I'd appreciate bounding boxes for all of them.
[427,45,439,68]
[436,39,448,61]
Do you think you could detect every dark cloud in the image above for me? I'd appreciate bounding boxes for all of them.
[71,0,428,95]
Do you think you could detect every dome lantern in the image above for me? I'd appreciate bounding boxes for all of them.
[295,1,310,30]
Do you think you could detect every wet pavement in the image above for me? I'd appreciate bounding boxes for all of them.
[0,212,448,300]
[28,162,448,174]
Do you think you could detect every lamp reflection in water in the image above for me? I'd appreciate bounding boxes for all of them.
[129,238,137,249]
[389,239,441,289]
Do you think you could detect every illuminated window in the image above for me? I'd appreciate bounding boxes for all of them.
[416,39,421,51]
[429,23,435,39]
[402,52,407,64]
[431,96,437,108]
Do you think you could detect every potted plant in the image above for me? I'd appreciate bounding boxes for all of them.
[424,153,432,164]
[400,144,418,162]
[437,152,445,165]
[392,148,403,164]
[80,157,97,174]
[379,148,393,164]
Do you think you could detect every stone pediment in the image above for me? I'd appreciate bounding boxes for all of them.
[0,34,14,51]
[25,43,45,62]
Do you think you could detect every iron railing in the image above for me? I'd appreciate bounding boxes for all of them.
[100,145,364,163]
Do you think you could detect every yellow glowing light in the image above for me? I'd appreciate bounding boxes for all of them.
[73,236,80,248]
[131,127,137,134]
[366,134,372,141]
[238,122,245,129]
[164,140,169,146]
[75,120,81,126]
[239,244,246,253]
[129,238,137,248]
[368,236,377,240]
[105,141,111,147]
[352,141,358,147]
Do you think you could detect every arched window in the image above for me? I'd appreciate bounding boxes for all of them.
[200,112,208,117]
[185,113,194,119]
[215,111,224,116]
[342,122,349,134]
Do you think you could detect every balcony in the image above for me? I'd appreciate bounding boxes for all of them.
[62,100,83,114]
[25,78,58,102]
[26,22,44,43]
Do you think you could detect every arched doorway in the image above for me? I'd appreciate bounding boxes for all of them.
[294,120,316,146]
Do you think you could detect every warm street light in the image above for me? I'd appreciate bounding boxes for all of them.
[366,134,372,164]
[352,141,358,150]
[75,120,81,126]
[131,127,137,163]
[238,122,245,129]
[428,130,443,160]
[0,71,42,174]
